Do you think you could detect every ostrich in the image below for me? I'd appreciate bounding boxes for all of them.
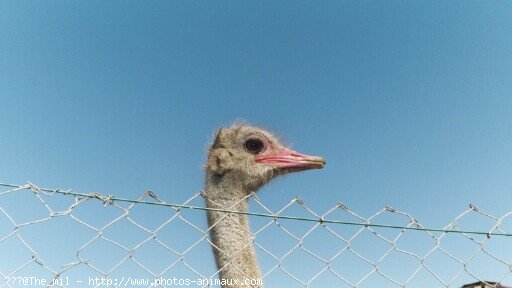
[204,124,325,288]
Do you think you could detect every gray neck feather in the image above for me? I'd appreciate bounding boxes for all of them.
[205,175,263,288]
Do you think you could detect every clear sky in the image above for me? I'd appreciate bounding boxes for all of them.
[1,1,512,287]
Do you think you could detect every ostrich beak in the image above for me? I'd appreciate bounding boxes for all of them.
[255,148,325,170]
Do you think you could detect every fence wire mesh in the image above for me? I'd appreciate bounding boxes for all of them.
[1,182,512,288]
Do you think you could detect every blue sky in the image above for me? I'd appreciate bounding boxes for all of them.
[1,1,512,287]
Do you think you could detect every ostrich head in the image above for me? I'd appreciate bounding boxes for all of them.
[204,124,324,288]
[205,124,325,193]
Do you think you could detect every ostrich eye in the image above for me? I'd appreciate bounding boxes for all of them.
[244,138,265,155]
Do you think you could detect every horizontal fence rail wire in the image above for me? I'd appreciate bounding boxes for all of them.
[1,182,512,288]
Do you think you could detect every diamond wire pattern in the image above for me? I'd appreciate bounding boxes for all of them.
[1,182,512,288]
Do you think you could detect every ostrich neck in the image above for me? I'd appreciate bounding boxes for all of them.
[205,176,263,288]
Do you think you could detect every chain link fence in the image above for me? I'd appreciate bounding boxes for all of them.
[1,182,512,288]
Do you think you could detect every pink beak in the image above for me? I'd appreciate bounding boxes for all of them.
[255,148,325,170]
